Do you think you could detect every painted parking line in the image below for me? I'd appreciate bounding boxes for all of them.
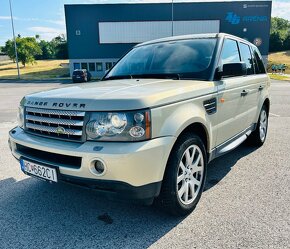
[269,113,280,117]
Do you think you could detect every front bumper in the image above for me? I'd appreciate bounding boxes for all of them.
[9,127,176,200]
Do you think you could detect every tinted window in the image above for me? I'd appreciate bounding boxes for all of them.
[73,63,80,70]
[81,63,88,70]
[220,39,240,65]
[96,63,103,71]
[105,38,217,81]
[239,43,254,75]
[252,47,266,74]
[89,63,95,72]
[73,70,84,76]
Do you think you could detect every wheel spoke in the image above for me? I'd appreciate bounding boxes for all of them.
[185,149,194,166]
[184,182,189,202]
[178,183,186,197]
[192,153,201,167]
[191,177,201,186]
[179,161,186,172]
[177,174,184,184]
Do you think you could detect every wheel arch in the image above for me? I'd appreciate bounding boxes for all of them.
[263,98,270,114]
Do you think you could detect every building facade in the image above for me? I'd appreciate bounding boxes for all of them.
[65,0,272,78]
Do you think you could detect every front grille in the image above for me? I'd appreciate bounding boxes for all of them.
[16,144,82,169]
[25,107,86,142]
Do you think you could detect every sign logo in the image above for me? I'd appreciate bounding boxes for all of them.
[56,126,66,134]
[253,38,262,46]
[225,12,268,25]
[226,12,241,25]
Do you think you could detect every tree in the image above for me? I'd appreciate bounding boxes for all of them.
[269,17,290,52]
[4,37,42,67]
[36,40,54,59]
[51,35,68,59]
[269,32,284,52]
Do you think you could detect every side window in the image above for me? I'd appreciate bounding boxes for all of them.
[81,63,88,70]
[252,46,266,74]
[96,62,103,71]
[89,63,96,72]
[220,39,240,65]
[239,43,255,75]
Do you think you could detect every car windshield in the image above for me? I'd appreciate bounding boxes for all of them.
[104,38,217,81]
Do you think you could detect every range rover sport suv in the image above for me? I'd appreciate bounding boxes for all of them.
[9,33,270,216]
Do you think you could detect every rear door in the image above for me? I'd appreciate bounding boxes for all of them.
[238,42,259,127]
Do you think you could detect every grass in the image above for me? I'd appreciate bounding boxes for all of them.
[268,50,290,74]
[0,59,69,79]
[268,73,290,81]
[267,50,290,82]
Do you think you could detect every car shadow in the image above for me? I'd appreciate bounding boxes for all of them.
[0,143,257,249]
[205,142,258,191]
[0,177,183,249]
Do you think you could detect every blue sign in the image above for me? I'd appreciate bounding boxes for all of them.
[226,12,268,25]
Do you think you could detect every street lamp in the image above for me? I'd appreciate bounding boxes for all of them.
[9,0,20,79]
[171,0,174,36]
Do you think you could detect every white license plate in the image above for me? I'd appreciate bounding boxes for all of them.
[20,159,58,182]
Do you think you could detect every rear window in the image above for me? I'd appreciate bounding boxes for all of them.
[252,46,266,74]
[73,71,84,76]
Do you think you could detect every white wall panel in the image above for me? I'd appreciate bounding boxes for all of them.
[99,20,220,44]
[173,20,220,36]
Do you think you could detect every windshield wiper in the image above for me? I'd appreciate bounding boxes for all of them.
[103,73,180,81]
[130,73,180,80]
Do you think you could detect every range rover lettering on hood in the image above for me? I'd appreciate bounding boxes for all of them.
[26,100,86,109]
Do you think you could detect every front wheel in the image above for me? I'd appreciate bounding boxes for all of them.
[158,133,207,216]
[248,106,268,146]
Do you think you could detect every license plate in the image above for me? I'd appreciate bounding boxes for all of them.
[20,159,58,182]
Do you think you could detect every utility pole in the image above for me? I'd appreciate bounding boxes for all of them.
[171,0,174,36]
[9,0,20,79]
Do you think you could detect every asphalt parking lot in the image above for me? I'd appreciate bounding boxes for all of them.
[0,80,289,249]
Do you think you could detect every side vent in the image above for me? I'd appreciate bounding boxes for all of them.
[203,98,217,115]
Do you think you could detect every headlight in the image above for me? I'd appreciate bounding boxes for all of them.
[86,109,151,141]
[17,105,24,128]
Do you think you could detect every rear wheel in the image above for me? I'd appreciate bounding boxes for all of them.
[248,106,268,146]
[158,133,207,216]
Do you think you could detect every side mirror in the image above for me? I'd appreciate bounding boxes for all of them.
[222,62,247,78]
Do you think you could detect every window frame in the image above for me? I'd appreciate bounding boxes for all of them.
[238,42,255,76]
[218,38,242,79]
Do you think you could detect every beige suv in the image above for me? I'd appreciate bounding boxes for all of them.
[8,33,270,215]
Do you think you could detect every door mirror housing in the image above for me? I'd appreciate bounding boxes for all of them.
[222,62,247,78]
[215,62,247,80]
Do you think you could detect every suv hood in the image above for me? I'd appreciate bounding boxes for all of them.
[24,79,216,111]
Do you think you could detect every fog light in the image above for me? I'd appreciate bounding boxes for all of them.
[94,160,105,174]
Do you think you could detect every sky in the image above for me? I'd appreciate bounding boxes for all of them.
[0,0,289,46]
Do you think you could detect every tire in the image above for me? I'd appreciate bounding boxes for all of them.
[247,105,268,147]
[157,133,207,216]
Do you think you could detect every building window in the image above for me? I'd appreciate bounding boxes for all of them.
[81,63,88,70]
[89,62,96,72]
[96,63,103,71]
[105,62,113,70]
[73,63,80,70]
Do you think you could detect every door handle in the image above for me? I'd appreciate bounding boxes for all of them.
[241,89,249,97]
[258,86,264,91]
